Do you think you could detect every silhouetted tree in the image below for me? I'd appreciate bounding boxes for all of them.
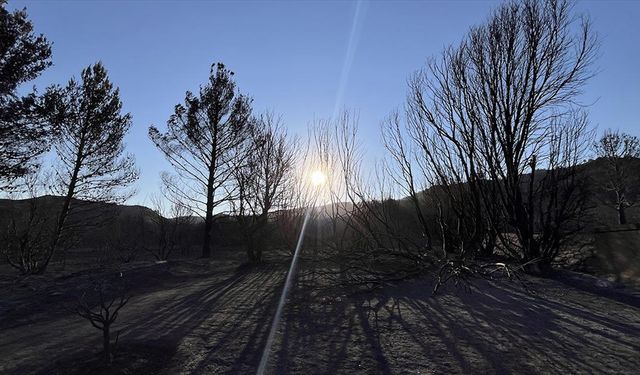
[234,113,296,263]
[36,63,138,274]
[75,273,130,366]
[303,112,430,286]
[149,62,252,258]
[594,129,640,224]
[102,210,147,264]
[1,172,54,274]
[395,0,597,272]
[148,193,192,261]
[382,113,434,253]
[0,2,53,185]
[275,140,315,255]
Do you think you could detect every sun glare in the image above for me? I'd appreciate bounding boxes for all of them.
[310,170,327,187]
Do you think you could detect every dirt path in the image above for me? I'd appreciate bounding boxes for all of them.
[1,261,639,374]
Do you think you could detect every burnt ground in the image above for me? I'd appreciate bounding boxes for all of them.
[1,255,639,375]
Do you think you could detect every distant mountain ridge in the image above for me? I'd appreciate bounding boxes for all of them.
[1,157,639,238]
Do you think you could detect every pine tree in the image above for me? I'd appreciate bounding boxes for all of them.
[149,62,252,258]
[40,62,138,273]
[0,2,53,184]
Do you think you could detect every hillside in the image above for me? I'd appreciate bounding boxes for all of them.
[1,157,639,254]
[403,157,640,228]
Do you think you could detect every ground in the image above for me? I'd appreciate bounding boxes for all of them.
[1,254,639,374]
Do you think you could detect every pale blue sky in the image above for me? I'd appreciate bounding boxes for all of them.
[9,0,640,205]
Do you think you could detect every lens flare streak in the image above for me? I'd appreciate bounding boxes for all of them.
[256,207,313,375]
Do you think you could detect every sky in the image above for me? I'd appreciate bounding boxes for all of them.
[8,0,640,206]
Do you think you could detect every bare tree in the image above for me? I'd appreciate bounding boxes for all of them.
[102,210,147,264]
[594,129,640,224]
[234,113,297,263]
[275,143,316,255]
[382,113,435,254]
[149,62,252,258]
[148,193,192,261]
[305,111,431,286]
[1,172,54,274]
[309,116,344,254]
[394,0,597,272]
[75,273,130,366]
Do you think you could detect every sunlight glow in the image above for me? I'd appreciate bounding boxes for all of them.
[310,170,327,186]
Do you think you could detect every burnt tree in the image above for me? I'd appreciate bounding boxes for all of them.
[234,113,296,263]
[39,63,138,274]
[76,274,130,366]
[393,0,597,271]
[149,63,252,258]
[594,129,640,225]
[0,2,53,185]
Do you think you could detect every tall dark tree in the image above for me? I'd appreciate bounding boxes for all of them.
[38,62,138,273]
[149,62,252,258]
[0,2,53,184]
[390,0,597,272]
[594,129,640,225]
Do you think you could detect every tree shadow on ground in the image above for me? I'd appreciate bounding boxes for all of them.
[5,261,640,374]
[120,262,287,374]
[17,262,286,375]
[551,271,640,309]
[272,273,640,374]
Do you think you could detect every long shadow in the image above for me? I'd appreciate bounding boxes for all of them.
[18,262,638,374]
[551,271,640,309]
[123,264,258,345]
[2,262,259,374]
[390,278,640,374]
[111,261,296,374]
[272,267,359,373]
[272,268,397,374]
[491,281,640,340]
[184,265,286,373]
[352,295,394,374]
[271,273,640,374]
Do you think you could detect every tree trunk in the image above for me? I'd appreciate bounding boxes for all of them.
[524,256,553,276]
[479,232,496,257]
[37,134,87,274]
[246,232,256,264]
[202,214,212,258]
[254,236,263,264]
[618,205,627,225]
[254,214,268,264]
[202,170,215,258]
[103,323,111,365]
[37,169,77,274]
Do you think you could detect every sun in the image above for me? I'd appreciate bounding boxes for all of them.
[310,170,327,187]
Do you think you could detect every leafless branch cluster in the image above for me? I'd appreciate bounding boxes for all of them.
[75,272,130,365]
[1,173,54,274]
[146,193,193,261]
[432,258,533,295]
[384,0,597,274]
[233,112,297,263]
[297,111,433,287]
[594,129,640,224]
